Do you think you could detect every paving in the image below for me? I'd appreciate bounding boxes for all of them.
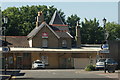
[13,69,119,80]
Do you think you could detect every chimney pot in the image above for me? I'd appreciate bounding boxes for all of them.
[38,11,43,16]
[36,11,44,27]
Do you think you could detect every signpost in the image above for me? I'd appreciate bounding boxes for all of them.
[2,47,10,74]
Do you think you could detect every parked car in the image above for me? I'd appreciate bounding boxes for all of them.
[96,58,118,70]
[32,60,45,69]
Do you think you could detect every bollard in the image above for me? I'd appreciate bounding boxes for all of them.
[104,62,107,73]
[4,65,6,75]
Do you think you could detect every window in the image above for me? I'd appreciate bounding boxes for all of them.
[62,40,67,48]
[42,39,48,48]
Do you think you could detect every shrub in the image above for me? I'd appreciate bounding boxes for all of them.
[85,65,96,71]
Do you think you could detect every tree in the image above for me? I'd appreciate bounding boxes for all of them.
[66,14,80,46]
[81,18,104,44]
[105,22,120,40]
[2,7,21,35]
[66,14,80,36]
[2,5,66,36]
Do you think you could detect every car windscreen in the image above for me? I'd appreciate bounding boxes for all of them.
[98,59,106,62]
[34,61,42,63]
[106,59,115,63]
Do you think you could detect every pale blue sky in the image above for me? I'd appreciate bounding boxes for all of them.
[1,2,118,26]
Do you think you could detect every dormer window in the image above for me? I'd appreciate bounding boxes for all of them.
[62,40,67,48]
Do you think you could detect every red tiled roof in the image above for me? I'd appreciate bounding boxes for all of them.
[55,30,68,32]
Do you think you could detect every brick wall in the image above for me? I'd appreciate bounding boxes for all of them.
[109,40,120,68]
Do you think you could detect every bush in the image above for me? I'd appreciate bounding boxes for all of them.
[85,65,96,71]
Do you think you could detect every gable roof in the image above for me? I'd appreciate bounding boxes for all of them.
[27,22,60,39]
[28,11,73,39]
[50,25,69,32]
[49,10,65,25]
[0,36,29,47]
[55,32,73,38]
[0,39,12,46]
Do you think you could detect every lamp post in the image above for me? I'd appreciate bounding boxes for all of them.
[103,18,107,41]
[3,16,8,44]
[102,18,109,73]
[2,16,8,74]
[101,18,109,50]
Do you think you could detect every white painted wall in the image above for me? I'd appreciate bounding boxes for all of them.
[28,39,32,47]
[74,58,89,69]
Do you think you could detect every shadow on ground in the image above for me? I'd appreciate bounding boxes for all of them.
[1,70,25,80]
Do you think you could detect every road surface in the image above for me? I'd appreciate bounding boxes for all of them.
[13,69,119,80]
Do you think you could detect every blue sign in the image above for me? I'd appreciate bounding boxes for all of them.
[101,44,109,50]
[2,47,10,52]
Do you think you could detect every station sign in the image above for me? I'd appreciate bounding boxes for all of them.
[2,47,10,53]
[42,32,48,38]
[101,44,109,50]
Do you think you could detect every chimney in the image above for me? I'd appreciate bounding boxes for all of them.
[36,11,44,27]
[75,21,81,48]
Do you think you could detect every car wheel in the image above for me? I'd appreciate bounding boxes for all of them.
[108,70,115,73]
[95,68,99,71]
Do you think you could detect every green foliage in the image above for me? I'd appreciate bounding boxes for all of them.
[81,18,104,44]
[0,7,2,28]
[66,14,80,45]
[85,65,96,71]
[67,14,80,27]
[66,14,80,36]
[2,5,66,36]
[106,22,120,40]
[2,5,120,44]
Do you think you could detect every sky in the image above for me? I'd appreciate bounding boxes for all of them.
[1,0,120,2]
[1,1,119,26]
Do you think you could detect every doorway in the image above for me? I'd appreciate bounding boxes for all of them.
[60,58,73,69]
[16,56,22,69]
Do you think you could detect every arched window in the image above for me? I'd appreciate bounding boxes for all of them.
[62,40,67,48]
[42,39,48,48]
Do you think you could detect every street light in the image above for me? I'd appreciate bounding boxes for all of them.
[2,16,8,45]
[103,18,106,26]
[3,16,8,24]
[103,17,107,41]
[101,18,109,50]
[2,16,8,75]
[102,18,108,73]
